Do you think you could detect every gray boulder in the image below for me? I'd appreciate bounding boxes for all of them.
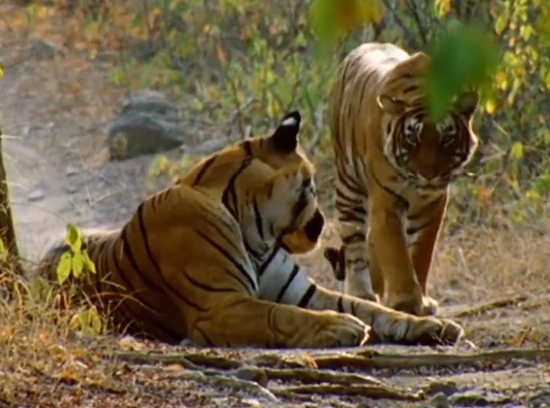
[107,90,184,160]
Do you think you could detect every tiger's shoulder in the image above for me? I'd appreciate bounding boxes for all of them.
[335,42,431,105]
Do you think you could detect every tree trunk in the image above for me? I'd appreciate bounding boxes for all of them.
[0,129,23,277]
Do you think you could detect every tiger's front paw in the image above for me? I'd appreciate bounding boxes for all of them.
[304,312,371,348]
[384,292,438,317]
[402,316,464,346]
[347,289,380,303]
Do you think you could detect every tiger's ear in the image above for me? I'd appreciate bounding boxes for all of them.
[377,95,408,115]
[269,110,302,154]
[454,91,479,118]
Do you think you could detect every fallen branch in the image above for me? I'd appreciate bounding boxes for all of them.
[108,346,550,373]
[258,367,386,386]
[139,359,420,401]
[446,295,530,318]
[273,384,423,401]
[152,368,278,402]
[110,351,243,370]
[317,347,550,370]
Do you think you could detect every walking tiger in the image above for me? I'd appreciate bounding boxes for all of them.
[327,42,479,316]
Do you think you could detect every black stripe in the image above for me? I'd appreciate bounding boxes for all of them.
[107,240,181,338]
[242,140,252,155]
[337,208,365,224]
[194,318,215,347]
[403,85,418,94]
[135,203,209,313]
[297,284,317,308]
[369,166,409,210]
[193,155,217,186]
[275,264,300,303]
[257,246,279,277]
[337,169,365,197]
[221,158,252,219]
[115,232,168,315]
[342,232,365,245]
[350,301,357,316]
[196,230,256,293]
[336,187,363,204]
[408,195,444,221]
[200,216,243,259]
[150,194,158,211]
[181,268,240,293]
[407,217,439,236]
[337,297,345,313]
[337,203,367,217]
[253,198,264,240]
[120,223,163,291]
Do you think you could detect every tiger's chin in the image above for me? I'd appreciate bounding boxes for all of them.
[280,209,325,255]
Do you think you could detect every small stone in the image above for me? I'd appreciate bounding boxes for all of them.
[450,390,511,406]
[426,392,450,408]
[27,189,44,202]
[424,380,459,397]
[65,166,79,176]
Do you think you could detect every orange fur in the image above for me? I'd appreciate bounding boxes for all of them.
[38,110,464,348]
[328,42,479,316]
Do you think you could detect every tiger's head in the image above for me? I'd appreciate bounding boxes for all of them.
[183,110,324,253]
[376,52,480,190]
[251,111,325,253]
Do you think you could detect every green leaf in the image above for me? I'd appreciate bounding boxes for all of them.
[310,0,384,53]
[510,141,524,161]
[425,19,501,122]
[72,252,84,278]
[88,306,103,335]
[82,251,97,274]
[56,252,73,285]
[65,223,82,252]
[434,0,452,17]
[0,238,7,262]
[0,62,3,79]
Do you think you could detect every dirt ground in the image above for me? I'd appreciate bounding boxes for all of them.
[1,4,550,408]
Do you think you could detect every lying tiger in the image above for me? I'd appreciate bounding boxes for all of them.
[38,111,463,348]
[328,42,480,316]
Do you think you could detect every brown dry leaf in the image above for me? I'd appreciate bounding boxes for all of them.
[71,347,89,360]
[165,363,185,371]
[58,366,83,383]
[0,324,16,342]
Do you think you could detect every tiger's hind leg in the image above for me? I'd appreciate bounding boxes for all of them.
[334,171,379,302]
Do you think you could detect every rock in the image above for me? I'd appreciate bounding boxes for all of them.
[424,379,459,397]
[423,392,450,408]
[107,90,184,161]
[529,386,550,407]
[27,188,45,202]
[29,38,66,59]
[65,166,79,176]
[449,390,512,406]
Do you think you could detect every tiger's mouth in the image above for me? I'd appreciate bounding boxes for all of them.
[301,209,325,242]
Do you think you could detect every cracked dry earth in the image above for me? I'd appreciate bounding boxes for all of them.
[1,14,550,408]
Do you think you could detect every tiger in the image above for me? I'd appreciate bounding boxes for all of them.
[38,110,464,348]
[327,42,479,317]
